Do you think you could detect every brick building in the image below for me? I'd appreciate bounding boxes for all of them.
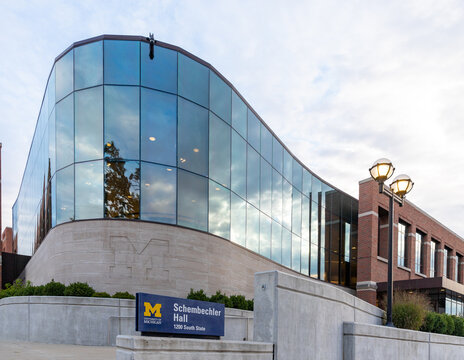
[357,178,464,315]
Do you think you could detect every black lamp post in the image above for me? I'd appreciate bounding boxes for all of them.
[369,159,414,327]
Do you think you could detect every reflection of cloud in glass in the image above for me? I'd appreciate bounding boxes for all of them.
[75,161,103,219]
[231,193,246,247]
[208,181,230,239]
[246,204,259,253]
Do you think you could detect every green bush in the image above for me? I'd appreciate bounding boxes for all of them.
[433,313,449,334]
[64,282,95,297]
[229,295,248,310]
[453,316,464,337]
[43,280,66,296]
[392,302,426,330]
[92,292,111,298]
[33,285,45,296]
[112,291,135,299]
[209,291,232,307]
[421,312,438,332]
[187,289,209,302]
[246,299,254,311]
[444,314,455,335]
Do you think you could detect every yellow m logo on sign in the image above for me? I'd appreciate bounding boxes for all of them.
[144,302,162,317]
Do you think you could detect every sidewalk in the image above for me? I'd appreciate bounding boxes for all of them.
[0,341,115,360]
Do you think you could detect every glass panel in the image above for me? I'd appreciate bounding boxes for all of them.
[105,160,140,219]
[282,227,292,268]
[302,196,310,240]
[283,149,292,182]
[231,130,247,199]
[272,137,283,174]
[48,67,56,114]
[246,204,260,253]
[104,86,140,160]
[292,187,302,236]
[344,223,351,262]
[178,98,209,176]
[303,170,311,197]
[231,92,247,138]
[141,44,177,94]
[75,86,103,162]
[177,169,208,231]
[210,71,231,124]
[301,239,309,275]
[330,252,340,284]
[320,247,327,281]
[260,125,272,163]
[55,50,73,101]
[310,242,318,278]
[141,88,176,166]
[260,158,272,216]
[260,213,271,258]
[272,169,282,223]
[178,53,209,107]
[292,234,301,272]
[208,181,230,239]
[209,113,231,187]
[56,165,74,224]
[75,41,103,90]
[48,108,56,175]
[55,94,74,170]
[104,40,140,85]
[75,161,103,219]
[141,162,176,224]
[271,220,282,263]
[247,109,260,151]
[292,159,303,191]
[282,179,292,230]
[231,192,246,247]
[312,177,322,205]
[246,145,260,208]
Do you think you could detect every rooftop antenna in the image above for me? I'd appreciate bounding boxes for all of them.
[148,33,155,60]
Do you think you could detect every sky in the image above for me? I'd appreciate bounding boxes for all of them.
[0,0,463,237]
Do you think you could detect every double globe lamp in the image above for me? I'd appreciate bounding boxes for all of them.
[369,158,414,327]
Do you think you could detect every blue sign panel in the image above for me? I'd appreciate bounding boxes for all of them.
[136,293,225,337]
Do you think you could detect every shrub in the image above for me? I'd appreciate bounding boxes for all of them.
[92,292,111,298]
[433,313,449,334]
[444,314,455,335]
[112,291,135,299]
[246,299,254,311]
[229,295,248,310]
[187,289,209,302]
[453,316,464,337]
[33,285,45,296]
[43,280,66,296]
[421,312,438,333]
[209,291,232,307]
[387,291,429,330]
[64,282,95,297]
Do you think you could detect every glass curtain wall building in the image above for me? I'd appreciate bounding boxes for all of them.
[12,35,358,288]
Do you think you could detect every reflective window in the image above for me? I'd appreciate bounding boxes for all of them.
[282,227,292,268]
[141,88,176,166]
[75,86,103,162]
[247,145,260,208]
[320,247,327,281]
[48,108,56,175]
[231,192,246,247]
[209,113,230,187]
[75,161,103,219]
[104,86,140,160]
[271,221,282,263]
[48,67,56,114]
[292,187,302,236]
[282,179,292,229]
[283,150,292,182]
[272,169,282,223]
[398,222,408,267]
[260,213,271,258]
[310,242,318,278]
[231,92,247,138]
[260,158,272,216]
[302,196,310,240]
[105,160,140,219]
[303,171,311,197]
[415,232,423,274]
[246,204,260,253]
[292,234,301,272]
[312,177,322,205]
[344,223,351,262]
[209,181,230,239]
[260,125,272,163]
[311,200,319,245]
[75,41,103,90]
[56,50,73,101]
[292,160,303,191]
[141,45,177,94]
[141,162,176,224]
[247,109,260,151]
[330,252,340,284]
[56,165,74,224]
[210,72,231,124]
[56,94,74,170]
[178,98,209,176]
[272,137,283,174]
[177,170,207,231]
[178,54,209,107]
[104,40,140,85]
[231,131,247,199]
[301,239,309,275]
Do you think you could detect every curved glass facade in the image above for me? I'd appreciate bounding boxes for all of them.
[12,36,358,288]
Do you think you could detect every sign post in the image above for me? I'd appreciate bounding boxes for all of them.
[136,293,225,338]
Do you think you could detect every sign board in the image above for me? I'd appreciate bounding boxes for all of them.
[136,292,225,337]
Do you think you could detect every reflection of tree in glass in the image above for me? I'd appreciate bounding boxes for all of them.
[105,141,140,218]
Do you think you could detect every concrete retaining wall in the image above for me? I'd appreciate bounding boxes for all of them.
[344,322,464,359]
[253,271,384,360]
[116,336,273,360]
[0,296,253,346]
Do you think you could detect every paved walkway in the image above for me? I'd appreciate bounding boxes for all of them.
[0,341,115,360]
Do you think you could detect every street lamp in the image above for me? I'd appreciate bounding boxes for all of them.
[369,159,414,327]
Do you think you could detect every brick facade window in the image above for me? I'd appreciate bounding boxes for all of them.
[444,247,449,278]
[430,240,437,277]
[415,232,424,274]
[398,222,408,267]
